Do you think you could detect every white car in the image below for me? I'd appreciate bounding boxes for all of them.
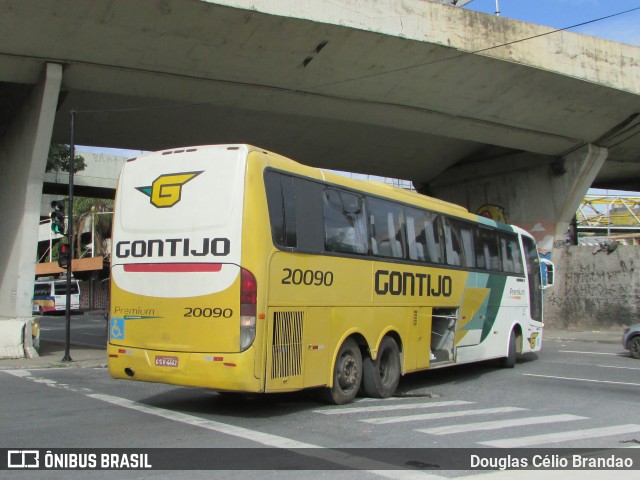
[622,323,640,359]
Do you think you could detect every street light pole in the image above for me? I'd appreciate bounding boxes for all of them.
[62,108,76,362]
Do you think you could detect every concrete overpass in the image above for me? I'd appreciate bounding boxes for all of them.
[1,0,640,328]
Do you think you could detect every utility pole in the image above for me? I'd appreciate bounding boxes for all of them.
[495,0,501,16]
[62,108,76,362]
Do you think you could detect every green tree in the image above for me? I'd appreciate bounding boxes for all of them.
[45,197,113,263]
[46,144,86,173]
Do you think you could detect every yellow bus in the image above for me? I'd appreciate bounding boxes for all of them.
[108,145,553,404]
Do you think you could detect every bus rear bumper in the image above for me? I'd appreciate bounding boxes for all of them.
[107,344,262,393]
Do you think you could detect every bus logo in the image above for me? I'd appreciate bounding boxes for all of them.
[136,171,203,208]
[7,450,39,468]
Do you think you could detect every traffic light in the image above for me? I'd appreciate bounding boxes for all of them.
[50,200,65,235]
[58,243,71,268]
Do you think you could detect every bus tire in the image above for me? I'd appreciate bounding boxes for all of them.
[321,338,362,405]
[362,337,400,398]
[499,329,517,368]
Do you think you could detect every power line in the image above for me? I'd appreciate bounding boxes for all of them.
[313,5,640,89]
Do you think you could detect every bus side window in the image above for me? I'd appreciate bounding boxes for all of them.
[444,218,474,268]
[264,171,296,248]
[475,228,500,272]
[406,207,441,263]
[291,177,324,253]
[424,217,442,263]
[367,197,405,260]
[406,215,423,261]
[500,235,523,274]
[323,188,368,255]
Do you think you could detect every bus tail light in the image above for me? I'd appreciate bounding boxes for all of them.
[240,268,257,351]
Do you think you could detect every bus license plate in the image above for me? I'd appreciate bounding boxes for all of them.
[155,356,179,367]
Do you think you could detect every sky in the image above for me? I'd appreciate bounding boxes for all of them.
[466,0,640,46]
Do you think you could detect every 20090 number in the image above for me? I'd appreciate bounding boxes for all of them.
[281,268,334,286]
[184,307,233,318]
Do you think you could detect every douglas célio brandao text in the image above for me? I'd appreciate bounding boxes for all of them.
[470,453,634,470]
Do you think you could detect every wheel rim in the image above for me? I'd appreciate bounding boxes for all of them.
[337,351,359,392]
[631,338,640,355]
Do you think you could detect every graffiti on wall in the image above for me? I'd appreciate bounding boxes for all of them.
[477,204,506,223]
[547,252,638,328]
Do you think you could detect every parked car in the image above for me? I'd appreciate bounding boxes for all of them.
[622,323,640,359]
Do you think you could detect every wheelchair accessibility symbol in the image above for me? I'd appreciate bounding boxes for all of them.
[110,317,125,340]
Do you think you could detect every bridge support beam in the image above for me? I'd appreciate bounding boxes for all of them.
[0,63,62,332]
[427,144,609,257]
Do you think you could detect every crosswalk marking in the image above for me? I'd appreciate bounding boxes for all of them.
[416,414,588,435]
[479,424,640,448]
[310,394,640,450]
[362,406,527,425]
[313,400,473,415]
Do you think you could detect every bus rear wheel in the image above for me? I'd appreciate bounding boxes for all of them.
[362,337,400,398]
[321,338,362,405]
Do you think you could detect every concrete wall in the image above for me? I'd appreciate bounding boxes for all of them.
[0,63,61,319]
[545,245,640,329]
[429,145,608,257]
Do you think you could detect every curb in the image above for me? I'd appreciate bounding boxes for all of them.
[0,340,107,370]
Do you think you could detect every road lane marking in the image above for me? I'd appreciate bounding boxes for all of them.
[523,373,640,387]
[480,424,640,448]
[559,350,621,356]
[362,407,527,425]
[416,414,587,435]
[3,369,32,377]
[89,392,319,447]
[597,364,640,371]
[314,400,473,415]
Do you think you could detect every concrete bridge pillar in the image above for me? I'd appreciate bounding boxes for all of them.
[0,63,62,328]
[425,144,609,259]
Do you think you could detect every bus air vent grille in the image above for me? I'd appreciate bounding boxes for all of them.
[271,311,304,379]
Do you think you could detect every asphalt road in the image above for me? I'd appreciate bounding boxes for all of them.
[37,312,108,349]
[1,334,639,479]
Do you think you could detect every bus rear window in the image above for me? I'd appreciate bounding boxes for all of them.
[54,282,79,295]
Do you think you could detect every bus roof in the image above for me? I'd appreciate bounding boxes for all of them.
[127,144,515,231]
[239,145,474,218]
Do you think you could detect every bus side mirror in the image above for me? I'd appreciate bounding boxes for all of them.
[540,258,554,289]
